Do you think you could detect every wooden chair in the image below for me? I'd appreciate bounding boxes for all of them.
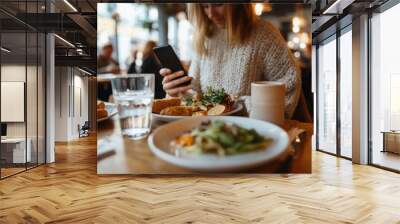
[78,121,90,138]
[292,90,313,123]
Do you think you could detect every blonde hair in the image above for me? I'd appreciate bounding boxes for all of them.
[142,40,157,59]
[187,4,258,56]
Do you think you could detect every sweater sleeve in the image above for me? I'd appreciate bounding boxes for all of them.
[188,53,201,93]
[262,24,301,119]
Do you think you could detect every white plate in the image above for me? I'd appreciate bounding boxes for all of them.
[148,116,289,172]
[97,102,118,122]
[152,102,243,122]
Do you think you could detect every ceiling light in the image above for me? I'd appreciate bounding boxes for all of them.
[292,26,300,33]
[1,47,11,53]
[78,67,93,76]
[292,17,301,27]
[63,0,78,12]
[255,3,263,16]
[322,0,355,15]
[54,34,75,48]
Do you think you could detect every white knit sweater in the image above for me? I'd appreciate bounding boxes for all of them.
[188,19,301,118]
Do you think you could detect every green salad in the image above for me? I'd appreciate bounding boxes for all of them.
[172,120,272,156]
[182,86,233,107]
[201,87,230,106]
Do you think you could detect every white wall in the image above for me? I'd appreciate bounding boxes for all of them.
[72,73,89,138]
[54,67,69,141]
[54,67,89,141]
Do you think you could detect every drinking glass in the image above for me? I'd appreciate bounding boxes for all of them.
[111,74,154,140]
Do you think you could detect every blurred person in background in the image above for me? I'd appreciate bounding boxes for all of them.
[160,4,301,118]
[127,48,138,73]
[98,43,120,102]
[128,40,166,99]
[98,43,120,74]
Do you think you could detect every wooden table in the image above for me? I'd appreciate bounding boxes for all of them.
[97,115,313,174]
[381,131,400,154]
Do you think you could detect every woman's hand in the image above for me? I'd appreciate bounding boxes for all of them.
[160,68,192,97]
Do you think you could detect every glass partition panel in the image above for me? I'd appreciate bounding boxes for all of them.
[27,31,38,169]
[0,0,46,179]
[38,32,45,165]
[26,0,41,169]
[1,31,27,177]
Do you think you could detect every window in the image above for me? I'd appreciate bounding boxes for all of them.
[317,36,337,154]
[370,2,400,171]
[315,23,353,159]
[339,28,352,158]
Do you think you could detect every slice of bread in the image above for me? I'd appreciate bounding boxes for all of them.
[97,109,108,119]
[152,98,181,113]
[208,104,226,115]
[97,101,105,109]
[192,111,207,116]
[160,106,193,116]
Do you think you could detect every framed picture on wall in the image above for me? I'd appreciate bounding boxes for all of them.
[1,81,25,122]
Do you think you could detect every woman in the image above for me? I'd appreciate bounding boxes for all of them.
[160,4,301,118]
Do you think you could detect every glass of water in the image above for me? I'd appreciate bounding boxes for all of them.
[111,74,154,140]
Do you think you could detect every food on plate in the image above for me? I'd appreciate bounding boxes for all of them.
[97,109,108,119]
[97,101,108,119]
[200,87,234,109]
[182,87,233,109]
[160,106,194,116]
[153,87,236,117]
[192,111,208,116]
[171,120,272,156]
[97,101,105,110]
[152,97,181,113]
[207,105,226,116]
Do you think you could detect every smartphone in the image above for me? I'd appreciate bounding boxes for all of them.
[153,45,191,87]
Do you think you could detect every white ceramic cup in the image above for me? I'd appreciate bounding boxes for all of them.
[250,81,285,126]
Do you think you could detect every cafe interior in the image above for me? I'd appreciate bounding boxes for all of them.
[1,0,400,223]
[97,0,400,174]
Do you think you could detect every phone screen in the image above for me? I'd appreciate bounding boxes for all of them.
[153,45,191,87]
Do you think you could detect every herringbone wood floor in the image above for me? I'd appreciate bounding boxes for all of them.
[1,135,400,224]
